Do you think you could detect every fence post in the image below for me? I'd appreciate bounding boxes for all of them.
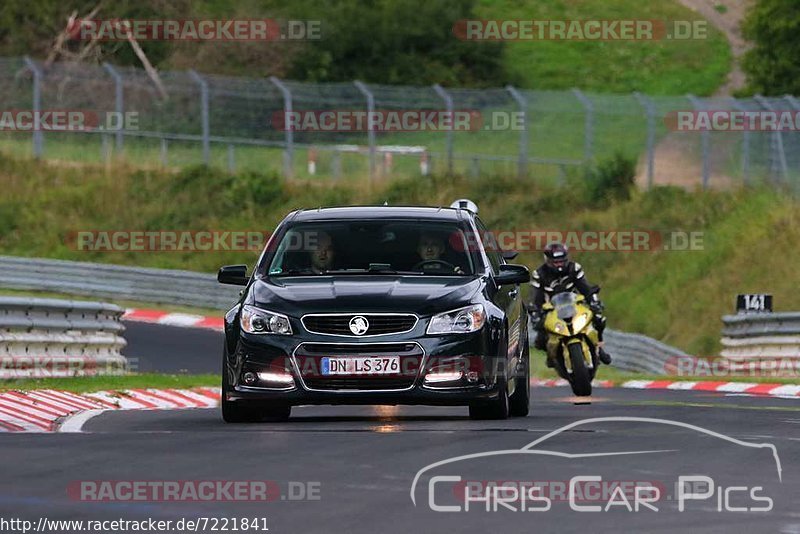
[731,98,750,186]
[227,144,235,174]
[23,56,43,159]
[160,138,168,166]
[754,95,788,186]
[687,94,710,189]
[353,80,376,180]
[433,84,454,176]
[332,149,342,180]
[269,77,294,178]
[572,88,594,162]
[189,70,210,165]
[101,134,111,164]
[506,85,528,178]
[634,92,656,189]
[784,95,800,195]
[103,62,124,152]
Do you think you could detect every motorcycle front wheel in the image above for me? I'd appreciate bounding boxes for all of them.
[567,343,592,397]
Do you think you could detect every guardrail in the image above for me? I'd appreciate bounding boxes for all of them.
[0,296,127,378]
[0,256,240,310]
[721,312,800,361]
[603,329,688,375]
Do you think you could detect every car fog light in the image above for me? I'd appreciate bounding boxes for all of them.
[466,371,479,383]
[258,371,295,386]
[242,372,257,385]
[424,370,463,384]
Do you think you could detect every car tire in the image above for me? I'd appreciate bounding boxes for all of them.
[221,348,265,423]
[469,368,510,420]
[509,334,530,417]
[221,372,262,423]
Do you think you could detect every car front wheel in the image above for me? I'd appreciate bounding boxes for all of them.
[469,367,509,420]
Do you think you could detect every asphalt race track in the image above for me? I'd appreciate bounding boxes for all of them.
[3,390,800,532]
[122,322,222,374]
[2,323,800,533]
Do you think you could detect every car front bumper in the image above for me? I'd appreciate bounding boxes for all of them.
[225,328,504,407]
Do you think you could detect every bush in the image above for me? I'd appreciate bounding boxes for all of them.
[583,153,636,207]
[285,0,510,86]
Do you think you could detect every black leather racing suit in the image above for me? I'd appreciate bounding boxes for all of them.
[529,261,606,350]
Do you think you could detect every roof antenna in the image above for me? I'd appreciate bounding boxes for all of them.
[383,200,388,206]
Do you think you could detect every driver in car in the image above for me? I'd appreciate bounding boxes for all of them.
[414,233,463,274]
[310,231,336,274]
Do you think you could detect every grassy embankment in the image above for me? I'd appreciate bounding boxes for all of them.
[1,152,798,358]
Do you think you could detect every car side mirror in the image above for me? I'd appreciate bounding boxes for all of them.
[501,250,519,260]
[495,264,530,286]
[218,264,249,286]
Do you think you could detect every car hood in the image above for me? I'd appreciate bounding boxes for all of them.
[251,275,484,316]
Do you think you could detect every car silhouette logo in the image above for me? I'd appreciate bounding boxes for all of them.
[349,316,370,335]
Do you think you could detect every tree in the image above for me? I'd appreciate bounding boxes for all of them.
[741,0,800,95]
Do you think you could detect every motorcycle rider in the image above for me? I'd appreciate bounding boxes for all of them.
[529,242,612,366]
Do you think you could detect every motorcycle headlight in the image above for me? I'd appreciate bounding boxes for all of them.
[573,313,589,332]
[427,304,486,334]
[240,305,293,335]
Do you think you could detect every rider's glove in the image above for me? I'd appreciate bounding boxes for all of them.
[590,300,605,315]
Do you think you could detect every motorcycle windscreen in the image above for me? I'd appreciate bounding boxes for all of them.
[550,292,578,320]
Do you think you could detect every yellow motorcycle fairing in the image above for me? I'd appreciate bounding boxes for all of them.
[542,294,599,373]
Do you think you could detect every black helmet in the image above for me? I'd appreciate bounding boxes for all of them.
[543,242,569,272]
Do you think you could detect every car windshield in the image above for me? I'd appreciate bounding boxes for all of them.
[265,220,477,276]
[551,292,579,320]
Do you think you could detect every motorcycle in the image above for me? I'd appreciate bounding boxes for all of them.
[541,291,600,396]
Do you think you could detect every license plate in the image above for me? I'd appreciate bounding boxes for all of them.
[321,356,401,375]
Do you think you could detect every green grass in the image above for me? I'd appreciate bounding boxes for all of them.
[0,374,219,393]
[475,0,732,95]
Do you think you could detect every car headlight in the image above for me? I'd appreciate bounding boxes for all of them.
[573,313,589,333]
[427,304,486,334]
[240,305,293,335]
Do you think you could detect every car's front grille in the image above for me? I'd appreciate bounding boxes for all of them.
[294,342,423,391]
[304,377,415,391]
[302,314,417,336]
[299,343,418,355]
